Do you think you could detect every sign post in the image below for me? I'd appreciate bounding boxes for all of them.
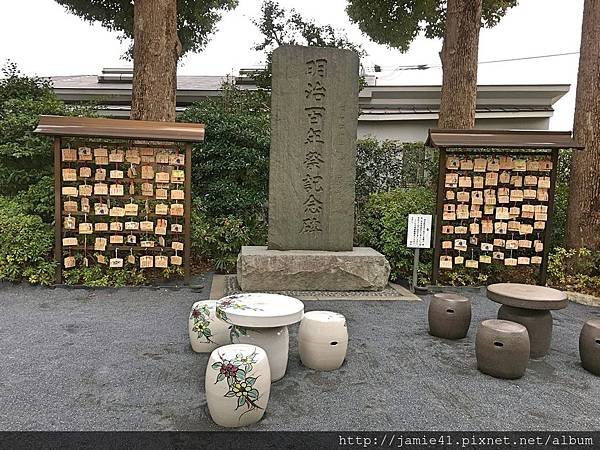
[406,214,433,292]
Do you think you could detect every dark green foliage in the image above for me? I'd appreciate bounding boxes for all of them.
[180,84,270,223]
[191,205,267,273]
[0,63,66,196]
[552,180,569,249]
[54,0,238,58]
[356,187,435,283]
[0,62,94,197]
[16,176,55,223]
[548,247,600,296]
[181,85,270,272]
[551,149,571,249]
[252,0,365,89]
[355,138,436,203]
[346,0,518,52]
[63,264,147,287]
[0,198,56,285]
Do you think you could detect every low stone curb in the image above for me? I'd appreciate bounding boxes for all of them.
[566,291,600,308]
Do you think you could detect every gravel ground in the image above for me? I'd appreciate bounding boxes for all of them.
[0,282,599,431]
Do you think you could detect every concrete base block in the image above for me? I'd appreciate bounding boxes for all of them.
[237,246,390,292]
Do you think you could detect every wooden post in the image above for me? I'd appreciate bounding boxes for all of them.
[184,143,192,283]
[53,137,62,284]
[431,147,447,285]
[539,148,559,286]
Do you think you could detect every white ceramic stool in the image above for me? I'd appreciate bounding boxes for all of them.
[205,344,270,427]
[234,326,289,381]
[188,300,230,353]
[216,293,304,382]
[298,311,348,371]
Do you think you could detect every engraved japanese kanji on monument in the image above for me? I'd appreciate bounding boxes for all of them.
[268,46,359,251]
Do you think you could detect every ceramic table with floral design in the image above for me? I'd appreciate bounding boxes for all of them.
[216,293,304,381]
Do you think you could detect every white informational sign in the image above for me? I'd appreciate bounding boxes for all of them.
[406,214,433,249]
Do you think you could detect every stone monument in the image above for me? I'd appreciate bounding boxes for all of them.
[237,45,390,291]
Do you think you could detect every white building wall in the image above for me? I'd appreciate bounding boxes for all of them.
[357,116,551,143]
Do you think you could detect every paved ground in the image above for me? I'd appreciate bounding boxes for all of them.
[1,281,599,431]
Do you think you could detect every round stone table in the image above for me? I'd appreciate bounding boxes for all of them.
[486,283,568,357]
[216,293,304,382]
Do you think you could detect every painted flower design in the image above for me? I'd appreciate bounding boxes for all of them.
[229,380,259,408]
[190,304,214,343]
[219,361,238,378]
[234,352,256,373]
[211,349,262,420]
[215,297,262,343]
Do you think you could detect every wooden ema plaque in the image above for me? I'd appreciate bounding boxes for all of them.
[34,116,204,284]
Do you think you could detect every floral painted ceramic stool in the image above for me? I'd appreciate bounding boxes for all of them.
[298,311,348,371]
[205,344,270,427]
[216,293,304,382]
[580,319,600,376]
[188,300,230,353]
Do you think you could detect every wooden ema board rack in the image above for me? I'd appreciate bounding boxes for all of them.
[426,129,583,286]
[34,116,205,284]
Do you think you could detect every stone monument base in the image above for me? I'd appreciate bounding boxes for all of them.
[237,246,391,292]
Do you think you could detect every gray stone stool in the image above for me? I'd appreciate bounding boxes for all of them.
[428,293,471,339]
[580,319,600,376]
[476,319,530,379]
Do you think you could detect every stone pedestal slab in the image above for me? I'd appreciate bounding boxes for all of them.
[237,246,390,292]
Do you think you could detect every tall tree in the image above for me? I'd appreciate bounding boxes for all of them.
[346,0,517,128]
[566,0,600,249]
[56,0,238,121]
[438,0,482,128]
[253,0,364,90]
[130,1,178,121]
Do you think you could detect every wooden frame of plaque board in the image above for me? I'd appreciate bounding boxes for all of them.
[426,129,583,286]
[34,115,205,284]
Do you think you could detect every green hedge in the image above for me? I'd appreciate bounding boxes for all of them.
[180,85,270,223]
[180,85,270,273]
[356,186,435,283]
[191,202,267,273]
[548,247,600,296]
[355,138,436,203]
[0,62,79,196]
[0,198,56,285]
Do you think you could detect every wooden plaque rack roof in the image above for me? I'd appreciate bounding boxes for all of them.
[34,115,205,142]
[426,128,583,150]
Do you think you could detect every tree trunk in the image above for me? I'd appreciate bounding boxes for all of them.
[566,0,600,249]
[438,0,482,129]
[131,0,178,122]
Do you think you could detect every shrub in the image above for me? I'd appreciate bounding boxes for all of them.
[550,149,572,249]
[0,61,96,197]
[179,83,270,224]
[547,247,600,296]
[15,175,54,223]
[63,264,147,287]
[355,138,436,203]
[437,263,535,287]
[0,62,66,196]
[356,186,435,283]
[180,84,270,272]
[191,203,267,273]
[0,198,56,285]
